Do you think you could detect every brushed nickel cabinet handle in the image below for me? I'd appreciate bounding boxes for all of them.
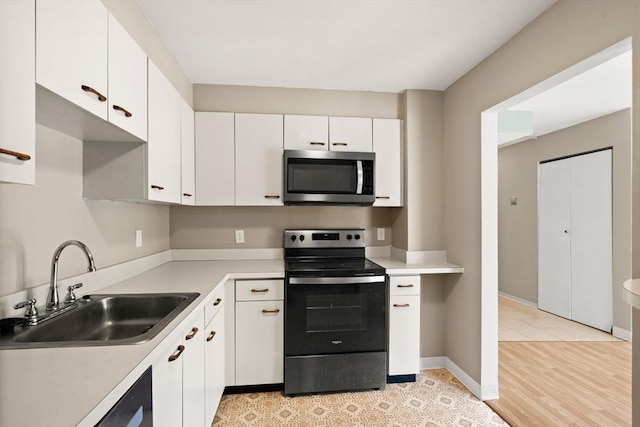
[206,331,216,342]
[183,193,193,197]
[376,196,390,200]
[151,185,165,190]
[251,288,269,293]
[185,327,199,340]
[168,345,185,362]
[81,85,107,102]
[393,303,410,308]
[0,148,31,161]
[264,195,280,199]
[332,142,348,146]
[262,309,280,314]
[213,298,222,306]
[113,104,132,117]
[309,142,326,146]
[397,284,414,288]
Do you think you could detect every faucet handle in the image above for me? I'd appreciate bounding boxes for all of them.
[65,283,83,303]
[14,299,38,326]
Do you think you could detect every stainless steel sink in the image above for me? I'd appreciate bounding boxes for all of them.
[2,293,199,349]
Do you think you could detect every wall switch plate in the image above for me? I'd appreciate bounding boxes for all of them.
[235,229,245,244]
[377,228,385,241]
[135,230,142,247]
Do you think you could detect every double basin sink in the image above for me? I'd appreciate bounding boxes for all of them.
[1,292,199,349]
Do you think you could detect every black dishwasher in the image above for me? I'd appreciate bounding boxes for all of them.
[95,366,153,427]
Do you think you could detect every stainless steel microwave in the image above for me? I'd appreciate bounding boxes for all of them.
[284,150,375,206]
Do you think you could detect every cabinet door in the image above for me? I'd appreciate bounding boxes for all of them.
[329,117,372,152]
[153,333,184,427]
[183,311,205,427]
[195,112,235,206]
[235,300,284,385]
[284,115,328,151]
[181,100,196,205]
[108,14,148,141]
[388,295,420,376]
[373,119,402,206]
[36,0,108,120]
[235,113,284,205]
[205,309,225,425]
[0,0,35,185]
[147,60,181,203]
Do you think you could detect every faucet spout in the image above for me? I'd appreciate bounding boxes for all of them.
[47,240,97,311]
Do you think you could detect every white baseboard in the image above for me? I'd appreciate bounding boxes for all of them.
[420,357,498,401]
[498,291,537,308]
[612,326,632,341]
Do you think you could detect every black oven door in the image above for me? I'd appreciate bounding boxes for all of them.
[285,275,387,356]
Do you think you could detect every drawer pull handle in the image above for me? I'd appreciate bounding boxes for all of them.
[185,327,199,340]
[376,196,390,200]
[397,284,414,288]
[81,85,107,102]
[0,148,31,161]
[332,142,348,146]
[262,309,280,314]
[213,298,222,306]
[206,331,217,342]
[113,104,132,117]
[151,184,165,190]
[168,345,185,362]
[393,303,410,308]
[251,288,269,293]
[309,142,326,146]
[183,193,193,197]
[264,195,280,199]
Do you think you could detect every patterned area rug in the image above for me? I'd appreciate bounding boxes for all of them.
[213,369,507,426]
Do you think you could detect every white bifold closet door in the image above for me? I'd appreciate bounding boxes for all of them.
[538,149,612,332]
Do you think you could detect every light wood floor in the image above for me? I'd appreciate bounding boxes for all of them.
[489,297,632,426]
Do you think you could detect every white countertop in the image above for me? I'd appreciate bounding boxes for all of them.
[622,278,640,309]
[0,255,462,426]
[0,260,284,427]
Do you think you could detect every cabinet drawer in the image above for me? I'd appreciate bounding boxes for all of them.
[389,275,420,296]
[236,279,284,301]
[204,284,225,326]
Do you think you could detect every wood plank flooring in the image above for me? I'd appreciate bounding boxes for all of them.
[487,339,632,426]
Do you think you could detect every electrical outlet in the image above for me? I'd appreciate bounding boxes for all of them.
[135,230,142,247]
[377,228,385,241]
[235,229,245,244]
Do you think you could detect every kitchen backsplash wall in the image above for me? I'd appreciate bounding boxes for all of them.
[0,126,170,297]
[170,205,394,248]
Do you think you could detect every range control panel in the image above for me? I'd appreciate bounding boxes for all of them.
[284,229,366,249]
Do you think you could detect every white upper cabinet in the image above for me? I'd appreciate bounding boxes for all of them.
[284,115,328,151]
[0,0,35,185]
[195,112,235,206]
[147,60,181,203]
[108,14,148,141]
[373,119,403,207]
[36,0,108,120]
[329,117,372,152]
[235,113,284,206]
[180,99,195,205]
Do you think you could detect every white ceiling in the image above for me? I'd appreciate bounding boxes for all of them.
[498,49,632,146]
[136,0,556,93]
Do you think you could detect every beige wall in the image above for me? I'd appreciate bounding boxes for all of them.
[442,0,639,385]
[102,0,193,105]
[421,276,445,357]
[499,110,632,331]
[0,126,169,297]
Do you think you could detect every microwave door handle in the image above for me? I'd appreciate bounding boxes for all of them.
[356,160,363,194]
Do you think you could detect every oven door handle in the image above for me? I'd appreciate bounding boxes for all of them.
[288,276,386,285]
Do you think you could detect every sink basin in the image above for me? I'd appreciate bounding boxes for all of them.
[4,293,199,349]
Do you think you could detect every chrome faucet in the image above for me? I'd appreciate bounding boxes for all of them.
[47,240,97,311]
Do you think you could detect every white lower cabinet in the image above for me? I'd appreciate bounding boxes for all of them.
[204,307,225,424]
[152,330,185,427]
[388,275,421,377]
[182,311,205,427]
[235,279,284,385]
